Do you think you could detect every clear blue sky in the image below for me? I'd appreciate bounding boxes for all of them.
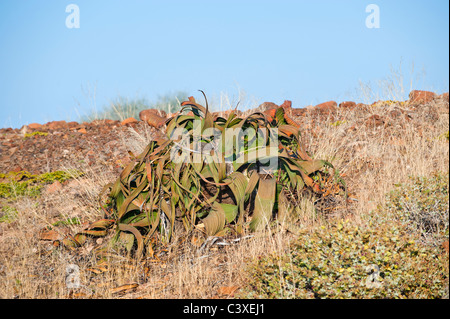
[0,0,448,128]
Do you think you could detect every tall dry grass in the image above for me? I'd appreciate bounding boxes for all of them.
[301,103,449,223]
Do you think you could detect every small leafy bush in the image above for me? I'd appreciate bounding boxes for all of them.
[24,131,48,138]
[240,219,449,299]
[0,170,84,199]
[383,172,449,245]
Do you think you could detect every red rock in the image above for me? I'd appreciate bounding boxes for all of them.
[78,128,87,134]
[339,101,356,109]
[67,121,79,129]
[121,117,139,125]
[409,90,436,104]
[139,109,167,128]
[364,114,385,128]
[258,102,278,111]
[39,229,61,241]
[90,120,106,126]
[388,109,403,119]
[46,180,63,194]
[291,108,307,117]
[28,123,42,130]
[150,115,167,128]
[279,100,292,109]
[139,109,167,121]
[279,100,293,115]
[442,240,449,253]
[314,101,337,113]
[46,120,68,130]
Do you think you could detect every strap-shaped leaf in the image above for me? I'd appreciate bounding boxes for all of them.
[298,159,327,175]
[275,107,287,125]
[220,203,239,223]
[278,125,300,140]
[80,229,108,237]
[117,179,148,220]
[202,202,226,236]
[118,223,144,258]
[245,171,260,199]
[250,177,276,231]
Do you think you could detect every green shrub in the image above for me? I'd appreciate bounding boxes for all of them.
[240,220,449,299]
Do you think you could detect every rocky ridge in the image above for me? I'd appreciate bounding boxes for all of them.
[0,90,448,178]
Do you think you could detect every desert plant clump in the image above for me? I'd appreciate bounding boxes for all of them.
[80,91,189,122]
[239,218,449,299]
[75,94,346,258]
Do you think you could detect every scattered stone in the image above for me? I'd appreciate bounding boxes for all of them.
[0,89,446,182]
[420,105,440,122]
[139,109,167,121]
[442,240,449,254]
[46,180,63,194]
[314,101,337,114]
[291,108,307,117]
[364,114,385,128]
[105,119,117,124]
[45,120,68,130]
[121,117,139,126]
[28,123,43,130]
[388,109,403,119]
[9,147,18,156]
[39,229,61,241]
[355,103,369,109]
[279,100,293,115]
[258,102,278,111]
[67,122,79,129]
[339,101,356,109]
[409,90,436,104]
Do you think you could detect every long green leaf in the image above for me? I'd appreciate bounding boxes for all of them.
[250,177,276,231]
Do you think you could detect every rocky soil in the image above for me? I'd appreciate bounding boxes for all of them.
[1,90,447,178]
